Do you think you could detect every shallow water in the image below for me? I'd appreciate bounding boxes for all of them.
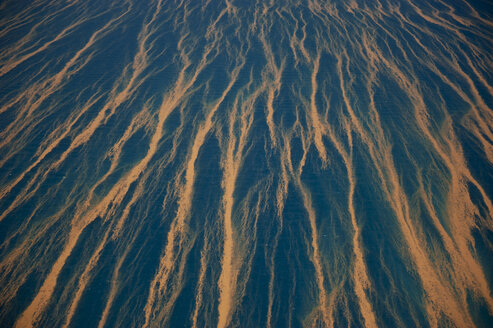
[0,0,493,327]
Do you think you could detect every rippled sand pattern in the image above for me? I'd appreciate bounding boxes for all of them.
[1,0,493,327]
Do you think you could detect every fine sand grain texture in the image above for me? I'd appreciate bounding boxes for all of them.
[1,0,492,327]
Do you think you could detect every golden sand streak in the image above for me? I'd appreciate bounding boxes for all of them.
[14,229,83,328]
[217,95,254,328]
[0,4,133,202]
[0,35,102,149]
[265,109,288,328]
[327,121,378,328]
[309,54,328,164]
[346,162,378,328]
[15,107,168,328]
[0,203,71,307]
[0,2,53,40]
[278,118,334,325]
[63,162,150,328]
[381,45,493,312]
[0,94,103,203]
[292,42,377,326]
[385,153,474,327]
[97,259,123,328]
[62,229,112,328]
[257,16,285,148]
[143,55,243,327]
[265,218,283,328]
[418,174,493,310]
[97,242,134,328]
[2,13,163,315]
[298,183,332,328]
[0,14,87,76]
[333,41,476,325]
[191,236,210,328]
[14,50,181,328]
[41,0,164,172]
[1,1,158,223]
